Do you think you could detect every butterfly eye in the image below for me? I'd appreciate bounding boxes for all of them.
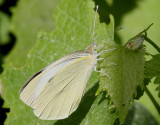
[92,43,97,51]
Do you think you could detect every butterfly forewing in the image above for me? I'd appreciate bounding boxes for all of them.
[20,56,78,106]
[20,52,97,120]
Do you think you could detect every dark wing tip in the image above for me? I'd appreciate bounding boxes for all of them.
[19,70,43,94]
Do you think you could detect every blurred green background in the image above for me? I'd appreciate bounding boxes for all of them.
[0,0,159,124]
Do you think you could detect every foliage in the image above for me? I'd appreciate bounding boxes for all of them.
[0,0,160,125]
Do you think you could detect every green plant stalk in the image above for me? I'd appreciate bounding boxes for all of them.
[144,86,160,114]
[144,35,160,53]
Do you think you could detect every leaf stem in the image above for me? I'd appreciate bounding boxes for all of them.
[144,86,160,114]
[144,36,160,53]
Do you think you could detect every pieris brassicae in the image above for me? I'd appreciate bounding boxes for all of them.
[19,5,115,120]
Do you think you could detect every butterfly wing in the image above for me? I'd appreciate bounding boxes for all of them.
[20,53,82,106]
[20,53,97,120]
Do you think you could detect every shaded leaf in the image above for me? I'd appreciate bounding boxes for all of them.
[114,102,159,125]
[124,102,159,125]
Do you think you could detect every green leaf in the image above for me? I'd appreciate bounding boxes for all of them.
[145,54,160,97]
[145,54,160,79]
[5,0,59,66]
[154,77,160,98]
[80,94,117,125]
[98,42,145,123]
[0,11,10,44]
[122,102,159,125]
[0,0,117,124]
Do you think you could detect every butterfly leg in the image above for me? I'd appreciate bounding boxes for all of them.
[97,58,117,66]
[94,66,111,79]
[96,48,117,57]
[96,58,104,61]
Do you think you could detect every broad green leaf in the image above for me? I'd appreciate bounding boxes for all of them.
[97,39,145,123]
[0,11,10,44]
[5,0,59,66]
[122,102,159,125]
[145,54,160,97]
[0,0,117,124]
[80,94,117,125]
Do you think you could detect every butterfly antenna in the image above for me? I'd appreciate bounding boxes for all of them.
[94,26,124,43]
[91,5,99,43]
[114,26,124,32]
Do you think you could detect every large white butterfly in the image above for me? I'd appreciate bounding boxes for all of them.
[19,5,115,120]
[20,44,98,120]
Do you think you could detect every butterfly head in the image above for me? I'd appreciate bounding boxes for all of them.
[85,43,97,55]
